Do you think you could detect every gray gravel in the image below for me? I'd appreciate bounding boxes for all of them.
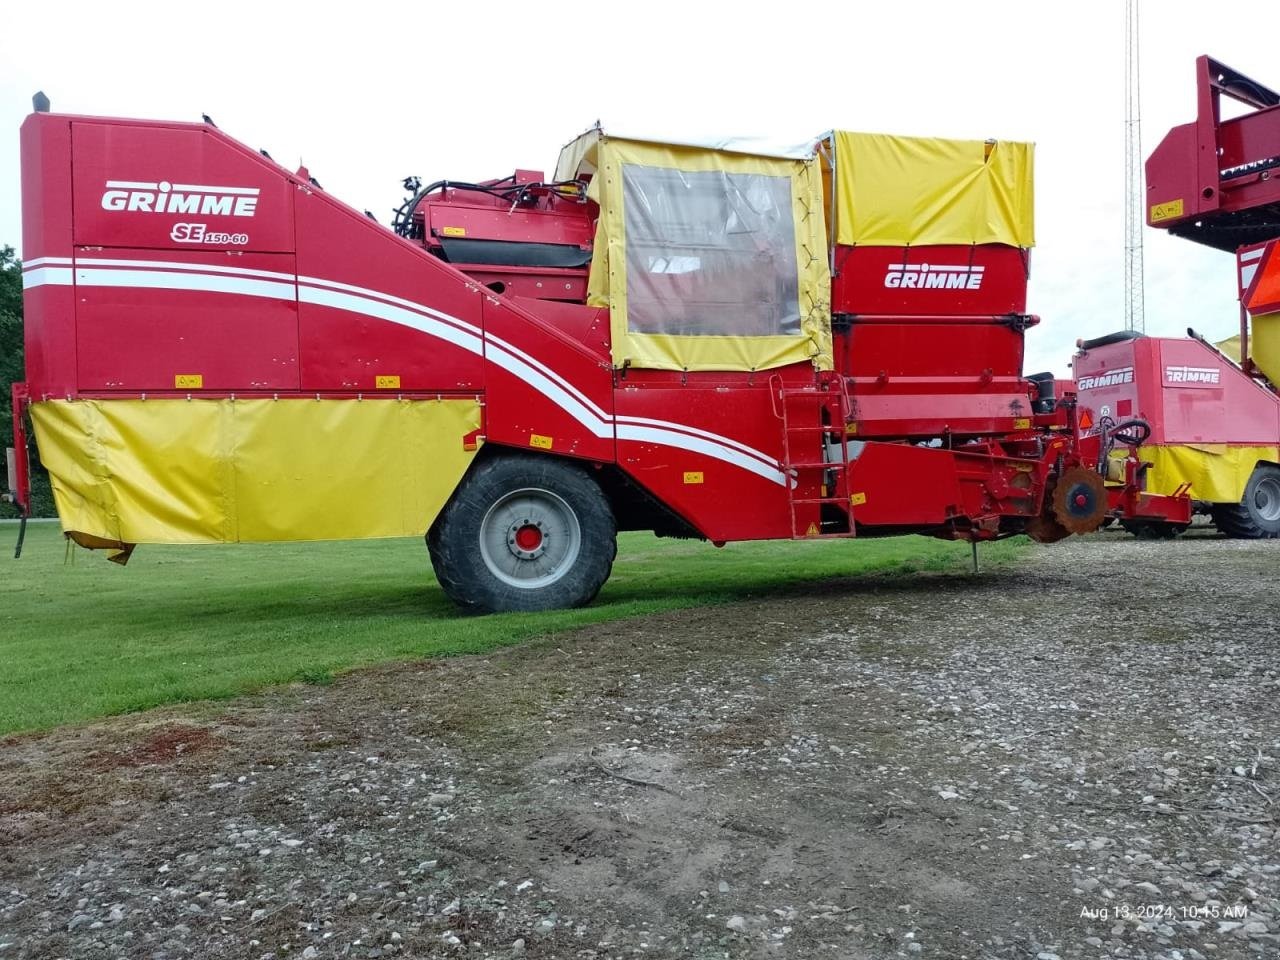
[1,530,1277,959]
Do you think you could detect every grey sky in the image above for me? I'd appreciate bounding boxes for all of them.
[2,0,1275,375]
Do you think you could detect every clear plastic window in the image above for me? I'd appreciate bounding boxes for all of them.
[622,165,800,338]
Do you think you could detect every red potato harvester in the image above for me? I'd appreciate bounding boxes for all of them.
[6,106,1188,612]
[1073,56,1280,540]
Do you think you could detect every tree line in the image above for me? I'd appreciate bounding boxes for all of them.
[1,246,54,518]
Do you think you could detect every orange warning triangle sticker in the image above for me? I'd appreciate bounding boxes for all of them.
[805,522,819,537]
[1079,410,1093,430]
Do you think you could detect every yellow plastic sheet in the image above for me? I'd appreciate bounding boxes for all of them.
[1251,311,1280,385]
[570,134,831,373]
[1137,443,1279,503]
[831,132,1034,247]
[31,397,482,546]
[1216,334,1242,362]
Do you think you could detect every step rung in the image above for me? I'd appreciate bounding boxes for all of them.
[789,497,851,505]
[785,461,842,470]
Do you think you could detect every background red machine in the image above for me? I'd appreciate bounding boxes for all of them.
[1077,56,1280,539]
[8,108,1184,611]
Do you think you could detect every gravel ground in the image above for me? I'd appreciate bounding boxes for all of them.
[1,530,1278,960]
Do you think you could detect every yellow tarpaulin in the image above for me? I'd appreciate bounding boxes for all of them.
[1251,311,1280,385]
[1135,443,1279,504]
[831,131,1034,248]
[565,132,832,373]
[31,397,482,548]
[1216,333,1242,361]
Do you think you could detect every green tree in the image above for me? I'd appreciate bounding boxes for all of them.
[0,246,20,454]
[1,245,53,519]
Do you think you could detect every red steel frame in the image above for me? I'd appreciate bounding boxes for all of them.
[11,109,1182,549]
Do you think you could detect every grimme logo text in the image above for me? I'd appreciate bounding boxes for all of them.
[884,264,985,290]
[1165,365,1220,385]
[100,180,260,217]
[1077,367,1134,391]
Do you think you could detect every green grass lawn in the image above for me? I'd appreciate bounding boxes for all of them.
[0,522,1026,735]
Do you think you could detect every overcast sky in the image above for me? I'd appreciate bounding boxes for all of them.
[2,0,1276,375]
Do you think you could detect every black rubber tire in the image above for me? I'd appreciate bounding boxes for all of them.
[1119,519,1189,540]
[1210,464,1280,539]
[427,452,616,613]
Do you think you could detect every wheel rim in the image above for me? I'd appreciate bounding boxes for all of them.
[478,487,582,590]
[1253,475,1280,523]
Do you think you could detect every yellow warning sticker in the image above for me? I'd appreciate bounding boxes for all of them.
[683,471,704,484]
[847,422,858,435]
[1150,198,1185,223]
[805,522,820,537]
[375,375,401,389]
[850,492,867,506]
[174,374,203,389]
[441,226,467,237]
[530,433,554,450]
[1013,417,1031,430]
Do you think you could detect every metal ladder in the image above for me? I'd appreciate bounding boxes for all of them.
[772,373,857,538]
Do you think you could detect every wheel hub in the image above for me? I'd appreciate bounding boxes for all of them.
[1254,475,1280,523]
[478,487,583,590]
[508,519,548,559]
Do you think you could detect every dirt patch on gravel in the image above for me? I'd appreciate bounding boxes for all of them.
[1,530,1278,959]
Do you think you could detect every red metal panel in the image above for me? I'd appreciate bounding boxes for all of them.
[1072,338,1144,439]
[1155,338,1280,444]
[20,114,77,398]
[294,189,486,393]
[848,443,962,526]
[481,296,615,463]
[612,384,793,542]
[454,267,586,302]
[832,245,1029,316]
[423,201,594,248]
[70,120,295,254]
[74,250,300,391]
[838,320,1032,437]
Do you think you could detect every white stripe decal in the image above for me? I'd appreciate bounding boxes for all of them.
[616,424,788,485]
[22,267,73,290]
[615,413,781,468]
[22,257,75,270]
[77,257,297,282]
[27,259,787,485]
[298,285,483,356]
[483,329,611,422]
[74,267,296,302]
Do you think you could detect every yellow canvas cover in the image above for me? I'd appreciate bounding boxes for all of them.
[1133,443,1279,503]
[1250,311,1280,385]
[1216,333,1242,361]
[31,397,481,549]
[562,132,832,372]
[831,132,1035,247]
[1215,317,1280,385]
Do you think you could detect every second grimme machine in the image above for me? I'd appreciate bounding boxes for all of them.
[9,109,1185,611]
[1073,56,1280,540]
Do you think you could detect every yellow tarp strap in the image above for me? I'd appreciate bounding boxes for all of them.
[586,137,832,373]
[832,131,1034,247]
[31,398,482,545]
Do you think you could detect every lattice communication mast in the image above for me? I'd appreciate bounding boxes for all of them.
[1124,0,1145,332]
